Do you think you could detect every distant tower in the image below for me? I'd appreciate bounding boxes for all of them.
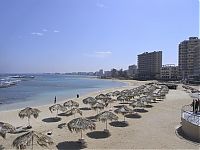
[178,37,200,80]
[137,51,162,80]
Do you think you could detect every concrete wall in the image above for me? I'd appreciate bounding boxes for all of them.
[181,118,200,142]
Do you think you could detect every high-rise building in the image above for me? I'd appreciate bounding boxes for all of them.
[137,51,162,80]
[128,65,137,77]
[160,64,178,81]
[178,37,200,80]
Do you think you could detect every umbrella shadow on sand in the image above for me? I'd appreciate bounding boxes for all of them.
[56,141,83,150]
[58,113,72,117]
[125,113,142,119]
[134,109,148,113]
[42,117,61,123]
[119,102,131,105]
[0,145,4,150]
[86,116,97,122]
[113,105,123,108]
[86,131,110,139]
[58,123,67,129]
[109,121,128,127]
[145,105,154,108]
[79,107,91,111]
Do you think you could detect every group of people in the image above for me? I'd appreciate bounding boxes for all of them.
[53,94,80,104]
[191,99,200,114]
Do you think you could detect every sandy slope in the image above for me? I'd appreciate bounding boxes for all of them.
[0,80,199,149]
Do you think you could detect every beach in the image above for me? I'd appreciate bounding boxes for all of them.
[0,80,199,149]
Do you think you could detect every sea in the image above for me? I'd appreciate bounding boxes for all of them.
[0,74,126,111]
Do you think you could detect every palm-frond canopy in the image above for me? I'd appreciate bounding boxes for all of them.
[105,92,113,97]
[135,100,145,108]
[18,107,41,119]
[91,102,104,110]
[117,95,129,102]
[63,100,79,108]
[49,104,66,113]
[114,105,133,115]
[95,94,106,100]
[67,117,96,133]
[13,131,53,149]
[0,122,16,138]
[82,97,96,105]
[65,108,82,116]
[112,91,120,97]
[95,111,118,122]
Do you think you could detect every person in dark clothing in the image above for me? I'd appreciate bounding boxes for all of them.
[195,99,199,113]
[198,99,200,112]
[54,96,57,104]
[77,94,79,98]
[191,99,195,113]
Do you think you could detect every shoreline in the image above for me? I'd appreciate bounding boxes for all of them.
[0,80,198,149]
[0,79,138,112]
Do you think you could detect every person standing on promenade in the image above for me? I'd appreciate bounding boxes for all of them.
[195,99,198,113]
[54,96,57,104]
[198,99,200,112]
[191,99,195,113]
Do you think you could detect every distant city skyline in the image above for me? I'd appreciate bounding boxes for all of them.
[0,0,199,73]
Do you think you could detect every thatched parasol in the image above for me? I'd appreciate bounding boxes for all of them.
[63,100,79,109]
[82,97,96,105]
[65,108,82,118]
[49,104,66,117]
[95,111,118,130]
[91,102,104,114]
[114,105,133,121]
[117,95,129,103]
[18,107,41,128]
[67,117,96,140]
[13,130,53,149]
[0,122,16,139]
[112,90,121,97]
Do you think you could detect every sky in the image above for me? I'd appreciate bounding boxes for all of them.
[0,0,199,73]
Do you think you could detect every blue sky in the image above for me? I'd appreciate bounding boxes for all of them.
[0,0,199,73]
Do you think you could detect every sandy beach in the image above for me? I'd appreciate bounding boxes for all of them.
[0,80,199,149]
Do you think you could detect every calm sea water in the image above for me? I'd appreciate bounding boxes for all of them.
[0,74,125,111]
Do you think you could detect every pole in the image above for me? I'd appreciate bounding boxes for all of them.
[81,130,83,139]
[106,120,107,130]
[31,135,33,150]
[28,117,30,127]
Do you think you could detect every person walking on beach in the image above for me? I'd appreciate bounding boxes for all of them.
[54,96,57,104]
[77,94,79,98]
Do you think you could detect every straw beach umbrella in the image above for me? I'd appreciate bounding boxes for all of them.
[91,102,104,114]
[117,95,129,103]
[0,122,16,139]
[63,100,79,109]
[13,131,53,149]
[114,105,133,122]
[49,104,66,118]
[67,117,96,144]
[82,97,96,105]
[65,108,82,118]
[95,111,118,131]
[112,90,121,97]
[18,107,41,128]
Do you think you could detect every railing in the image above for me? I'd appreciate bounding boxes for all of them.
[181,104,200,126]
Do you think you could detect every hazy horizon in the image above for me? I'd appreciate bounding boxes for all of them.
[0,0,199,73]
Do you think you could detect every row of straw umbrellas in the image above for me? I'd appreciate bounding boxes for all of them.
[0,83,169,149]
